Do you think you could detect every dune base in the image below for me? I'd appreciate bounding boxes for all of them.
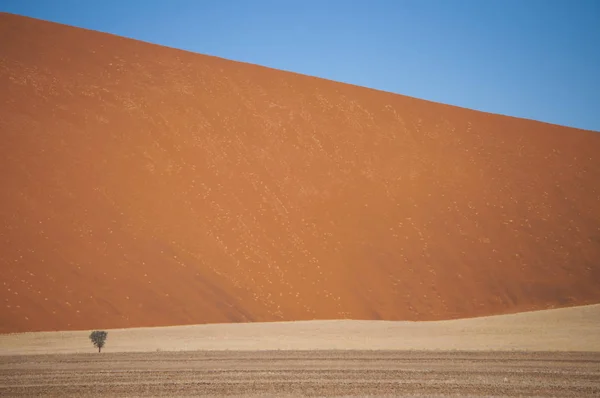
[2,304,599,355]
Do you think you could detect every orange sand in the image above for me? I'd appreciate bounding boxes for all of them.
[1,13,599,333]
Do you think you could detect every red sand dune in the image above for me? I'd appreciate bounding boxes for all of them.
[1,13,599,333]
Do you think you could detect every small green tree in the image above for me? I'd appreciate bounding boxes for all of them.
[89,330,108,353]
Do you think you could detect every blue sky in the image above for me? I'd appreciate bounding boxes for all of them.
[2,0,599,132]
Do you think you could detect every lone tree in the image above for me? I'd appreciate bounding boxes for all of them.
[89,330,108,353]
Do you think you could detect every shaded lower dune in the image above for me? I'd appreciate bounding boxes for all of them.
[1,13,600,333]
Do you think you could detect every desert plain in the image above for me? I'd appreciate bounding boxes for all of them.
[2,304,600,397]
[1,12,600,397]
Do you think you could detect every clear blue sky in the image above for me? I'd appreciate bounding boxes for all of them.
[3,0,600,132]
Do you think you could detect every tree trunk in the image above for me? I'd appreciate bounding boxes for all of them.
[98,346,101,353]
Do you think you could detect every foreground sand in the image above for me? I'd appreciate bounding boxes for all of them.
[2,304,599,355]
[2,351,599,397]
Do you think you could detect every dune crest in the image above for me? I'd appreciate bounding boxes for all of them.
[1,12,599,333]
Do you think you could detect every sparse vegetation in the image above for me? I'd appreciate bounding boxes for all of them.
[89,330,108,353]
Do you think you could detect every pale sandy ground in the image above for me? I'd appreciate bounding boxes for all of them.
[2,305,599,397]
[1,304,599,355]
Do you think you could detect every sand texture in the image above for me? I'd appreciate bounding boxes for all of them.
[1,12,600,333]
[1,351,599,397]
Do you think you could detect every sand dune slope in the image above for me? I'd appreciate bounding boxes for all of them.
[1,13,600,333]
[1,304,599,355]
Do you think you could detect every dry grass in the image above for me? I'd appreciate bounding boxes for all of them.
[1,304,599,355]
